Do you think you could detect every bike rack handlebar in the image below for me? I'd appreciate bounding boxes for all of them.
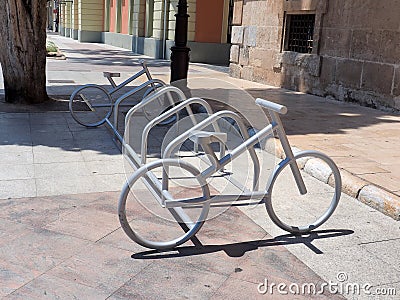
[255,98,287,115]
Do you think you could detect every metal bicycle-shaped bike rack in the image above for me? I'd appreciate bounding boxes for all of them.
[118,94,342,250]
[69,60,175,137]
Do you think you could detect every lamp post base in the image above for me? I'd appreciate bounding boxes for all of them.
[170,46,190,82]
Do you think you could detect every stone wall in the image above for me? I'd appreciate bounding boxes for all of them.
[230,0,400,111]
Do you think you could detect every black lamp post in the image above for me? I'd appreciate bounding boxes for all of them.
[170,0,190,83]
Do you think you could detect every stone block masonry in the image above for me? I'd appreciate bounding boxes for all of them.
[229,0,400,111]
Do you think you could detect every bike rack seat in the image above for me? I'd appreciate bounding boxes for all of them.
[103,72,121,78]
[189,131,227,145]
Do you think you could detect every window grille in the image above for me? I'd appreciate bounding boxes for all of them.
[286,14,315,53]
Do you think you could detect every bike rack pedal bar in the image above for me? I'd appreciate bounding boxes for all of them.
[164,190,268,208]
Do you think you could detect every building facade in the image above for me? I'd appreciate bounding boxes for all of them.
[229,0,400,111]
[55,0,233,65]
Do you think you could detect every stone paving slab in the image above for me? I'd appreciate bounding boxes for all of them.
[0,111,127,200]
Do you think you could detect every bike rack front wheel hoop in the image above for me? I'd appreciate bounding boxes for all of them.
[118,158,211,250]
[69,84,113,127]
[265,150,342,234]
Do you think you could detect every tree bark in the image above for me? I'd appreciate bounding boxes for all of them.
[0,0,49,104]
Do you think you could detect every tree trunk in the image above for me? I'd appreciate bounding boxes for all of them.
[0,0,49,104]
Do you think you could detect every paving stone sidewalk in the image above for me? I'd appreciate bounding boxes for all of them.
[41,33,400,221]
[0,190,346,299]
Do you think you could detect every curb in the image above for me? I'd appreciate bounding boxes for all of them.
[265,138,400,221]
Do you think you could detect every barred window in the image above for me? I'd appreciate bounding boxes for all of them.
[285,14,315,54]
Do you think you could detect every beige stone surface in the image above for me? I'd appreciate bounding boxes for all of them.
[393,66,400,97]
[380,30,400,64]
[358,185,400,220]
[336,59,362,88]
[350,29,382,61]
[229,45,240,63]
[334,169,368,199]
[231,26,244,45]
[361,62,394,95]
[320,28,352,58]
